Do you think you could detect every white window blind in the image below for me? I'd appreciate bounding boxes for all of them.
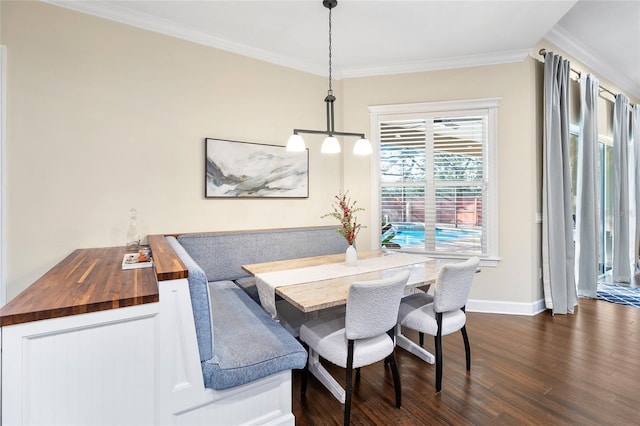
[379,110,490,256]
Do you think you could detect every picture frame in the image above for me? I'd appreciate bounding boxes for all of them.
[205,138,309,198]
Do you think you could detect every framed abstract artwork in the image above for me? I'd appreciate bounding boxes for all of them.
[205,138,309,198]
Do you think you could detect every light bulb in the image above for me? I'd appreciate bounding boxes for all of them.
[286,134,306,152]
[321,136,341,154]
[353,138,372,155]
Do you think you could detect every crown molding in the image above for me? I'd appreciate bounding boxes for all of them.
[43,1,537,82]
[341,48,531,79]
[42,0,327,77]
[545,26,640,100]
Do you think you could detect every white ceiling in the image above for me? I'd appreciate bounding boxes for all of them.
[45,0,640,99]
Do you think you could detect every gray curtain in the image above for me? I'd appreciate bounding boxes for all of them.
[633,105,640,278]
[575,74,599,298]
[542,52,577,314]
[612,95,631,282]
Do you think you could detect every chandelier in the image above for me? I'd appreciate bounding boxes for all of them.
[286,0,372,155]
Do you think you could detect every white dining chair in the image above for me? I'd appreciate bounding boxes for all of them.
[397,257,480,392]
[299,269,410,426]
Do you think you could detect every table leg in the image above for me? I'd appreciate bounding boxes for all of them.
[307,348,346,403]
[396,328,435,364]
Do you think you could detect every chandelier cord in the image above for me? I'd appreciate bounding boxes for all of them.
[287,0,371,155]
[328,5,332,93]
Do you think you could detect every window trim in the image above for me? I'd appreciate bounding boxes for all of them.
[369,98,501,267]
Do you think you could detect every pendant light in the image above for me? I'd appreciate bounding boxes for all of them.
[286,0,372,156]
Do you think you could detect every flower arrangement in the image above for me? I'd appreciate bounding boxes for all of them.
[321,190,366,246]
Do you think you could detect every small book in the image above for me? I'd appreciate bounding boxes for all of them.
[122,252,153,270]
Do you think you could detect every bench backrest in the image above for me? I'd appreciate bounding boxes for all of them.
[177,226,349,282]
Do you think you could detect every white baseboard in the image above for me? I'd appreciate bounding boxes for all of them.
[466,298,546,316]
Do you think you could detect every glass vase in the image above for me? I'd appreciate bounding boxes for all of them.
[345,245,357,265]
[126,208,140,251]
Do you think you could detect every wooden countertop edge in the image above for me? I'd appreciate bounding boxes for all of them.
[148,234,188,281]
[0,294,159,327]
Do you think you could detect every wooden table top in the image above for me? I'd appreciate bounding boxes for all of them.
[0,246,160,327]
[243,250,441,313]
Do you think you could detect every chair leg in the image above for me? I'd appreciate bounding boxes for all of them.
[386,326,402,408]
[355,367,361,382]
[344,340,355,426]
[301,343,309,396]
[419,332,424,347]
[384,328,394,365]
[461,306,471,371]
[435,312,443,392]
[461,325,471,371]
[387,350,402,408]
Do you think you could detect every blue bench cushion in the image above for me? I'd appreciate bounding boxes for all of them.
[202,281,307,390]
[234,277,260,304]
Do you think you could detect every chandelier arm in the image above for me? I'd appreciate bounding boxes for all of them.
[293,129,365,139]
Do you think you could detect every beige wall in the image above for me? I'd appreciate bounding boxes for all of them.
[342,60,544,303]
[2,1,344,299]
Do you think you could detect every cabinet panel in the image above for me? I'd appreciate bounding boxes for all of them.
[2,303,158,425]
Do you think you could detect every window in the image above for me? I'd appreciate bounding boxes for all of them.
[569,124,614,276]
[370,99,499,263]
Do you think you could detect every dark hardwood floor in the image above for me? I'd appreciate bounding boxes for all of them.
[292,298,640,425]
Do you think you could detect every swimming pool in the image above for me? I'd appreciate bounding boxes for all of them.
[384,225,481,246]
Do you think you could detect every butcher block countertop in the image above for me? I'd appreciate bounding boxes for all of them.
[0,245,164,327]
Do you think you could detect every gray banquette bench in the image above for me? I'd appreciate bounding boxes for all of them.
[165,226,349,391]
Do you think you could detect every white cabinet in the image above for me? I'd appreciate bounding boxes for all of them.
[1,303,159,426]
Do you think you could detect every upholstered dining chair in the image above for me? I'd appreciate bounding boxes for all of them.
[299,270,410,426]
[397,257,480,392]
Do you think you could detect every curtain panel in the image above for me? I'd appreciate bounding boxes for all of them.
[612,95,636,283]
[575,74,599,298]
[632,105,640,278]
[542,52,577,314]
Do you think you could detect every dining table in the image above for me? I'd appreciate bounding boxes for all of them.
[242,249,449,403]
